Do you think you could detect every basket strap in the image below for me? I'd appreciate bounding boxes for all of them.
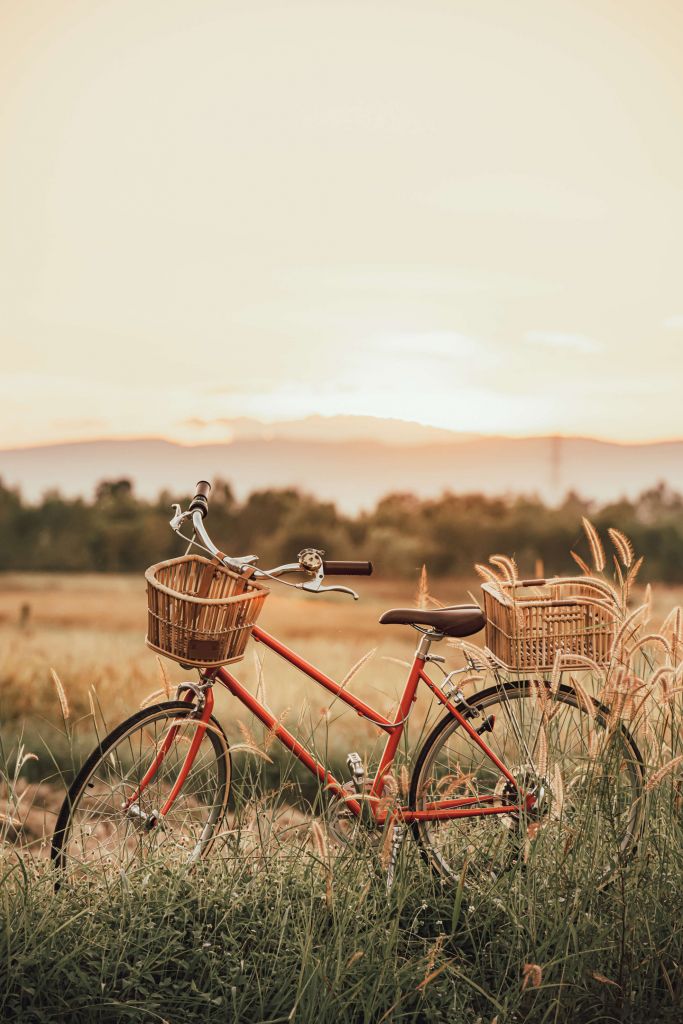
[196,552,228,599]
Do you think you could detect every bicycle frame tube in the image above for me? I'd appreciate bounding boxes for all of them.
[211,626,526,824]
[138,627,527,823]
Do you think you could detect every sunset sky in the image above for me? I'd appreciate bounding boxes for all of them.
[1,0,682,448]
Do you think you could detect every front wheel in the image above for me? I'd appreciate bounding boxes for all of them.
[51,701,231,883]
[409,681,645,888]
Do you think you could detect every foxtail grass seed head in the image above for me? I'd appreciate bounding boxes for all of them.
[521,963,543,990]
[416,564,430,609]
[582,518,606,573]
[489,553,518,582]
[50,668,70,720]
[645,754,683,791]
[608,527,634,568]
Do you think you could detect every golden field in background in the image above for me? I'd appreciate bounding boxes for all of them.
[1,570,677,761]
[0,571,475,768]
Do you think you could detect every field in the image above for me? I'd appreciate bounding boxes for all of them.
[1,571,683,1022]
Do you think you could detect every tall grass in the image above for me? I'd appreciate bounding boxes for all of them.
[1,532,683,1022]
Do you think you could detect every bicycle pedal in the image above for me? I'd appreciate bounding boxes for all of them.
[346,751,365,792]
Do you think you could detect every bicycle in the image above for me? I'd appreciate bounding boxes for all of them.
[51,481,645,888]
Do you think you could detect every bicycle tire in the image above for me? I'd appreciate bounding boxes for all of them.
[51,701,231,883]
[409,681,645,887]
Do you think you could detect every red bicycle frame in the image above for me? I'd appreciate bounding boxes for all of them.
[133,624,530,826]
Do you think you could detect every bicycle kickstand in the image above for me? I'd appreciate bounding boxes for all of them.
[385,821,406,894]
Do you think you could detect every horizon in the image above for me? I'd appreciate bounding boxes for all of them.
[2,413,683,454]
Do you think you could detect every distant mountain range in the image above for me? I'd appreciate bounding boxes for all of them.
[1,417,682,512]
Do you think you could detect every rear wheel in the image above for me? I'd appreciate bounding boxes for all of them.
[51,701,231,883]
[409,682,644,888]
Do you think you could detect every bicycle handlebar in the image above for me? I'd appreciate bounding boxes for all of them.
[189,480,211,517]
[173,482,372,597]
[323,560,373,576]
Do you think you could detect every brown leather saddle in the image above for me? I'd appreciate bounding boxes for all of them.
[379,604,485,638]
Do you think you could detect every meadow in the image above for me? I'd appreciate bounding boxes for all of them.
[1,565,683,1022]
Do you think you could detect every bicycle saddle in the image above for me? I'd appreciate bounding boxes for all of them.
[379,604,485,638]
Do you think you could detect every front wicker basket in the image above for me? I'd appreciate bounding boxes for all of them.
[145,555,269,668]
[482,577,619,671]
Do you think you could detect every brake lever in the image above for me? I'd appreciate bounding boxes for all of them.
[296,551,359,600]
[170,504,188,531]
[299,580,359,601]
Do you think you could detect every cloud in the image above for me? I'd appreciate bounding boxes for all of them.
[525,331,603,354]
[663,314,683,330]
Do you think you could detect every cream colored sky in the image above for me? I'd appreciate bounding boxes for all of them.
[1,0,682,448]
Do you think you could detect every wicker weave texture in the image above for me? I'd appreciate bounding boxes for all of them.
[482,577,618,671]
[145,555,269,668]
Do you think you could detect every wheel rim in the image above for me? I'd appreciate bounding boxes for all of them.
[412,685,643,886]
[54,706,229,881]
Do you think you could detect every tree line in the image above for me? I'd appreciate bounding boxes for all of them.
[1,477,682,580]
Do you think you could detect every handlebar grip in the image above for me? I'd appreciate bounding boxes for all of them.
[189,480,211,517]
[323,560,373,576]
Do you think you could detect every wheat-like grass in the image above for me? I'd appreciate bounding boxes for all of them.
[415,564,430,610]
[570,675,596,723]
[489,554,518,583]
[608,528,634,568]
[624,556,644,600]
[582,518,606,573]
[474,563,502,586]
[49,668,70,721]
[645,754,683,791]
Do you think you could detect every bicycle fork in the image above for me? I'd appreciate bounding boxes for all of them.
[121,686,215,824]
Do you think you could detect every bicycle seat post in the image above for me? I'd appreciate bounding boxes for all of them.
[414,628,444,661]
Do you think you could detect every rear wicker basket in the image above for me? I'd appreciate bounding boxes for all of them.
[145,555,269,668]
[482,577,619,672]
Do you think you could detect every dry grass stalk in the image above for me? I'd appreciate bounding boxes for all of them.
[339,648,376,691]
[582,518,606,573]
[610,601,651,663]
[416,564,430,610]
[416,964,448,993]
[608,528,634,568]
[399,766,410,799]
[660,606,682,664]
[570,676,596,723]
[613,556,625,596]
[570,550,592,576]
[309,819,334,908]
[379,816,397,870]
[139,688,169,709]
[49,668,70,720]
[628,633,672,661]
[624,556,644,601]
[263,707,291,752]
[418,935,446,993]
[253,649,268,711]
[552,764,564,814]
[237,719,260,749]
[535,725,548,777]
[592,971,620,987]
[155,655,172,699]
[381,655,413,669]
[645,754,683,791]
